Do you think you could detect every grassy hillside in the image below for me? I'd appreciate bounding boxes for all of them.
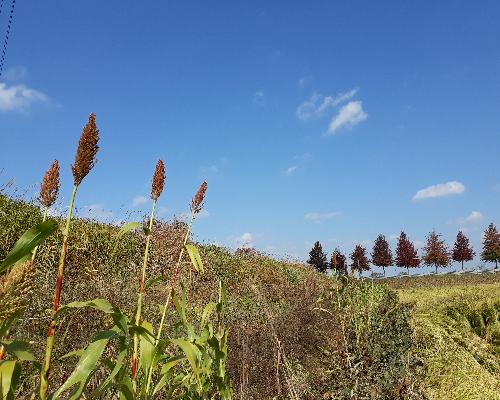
[3,194,500,399]
[0,194,427,399]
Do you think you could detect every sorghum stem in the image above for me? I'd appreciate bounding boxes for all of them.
[131,199,157,390]
[145,213,194,394]
[39,185,77,400]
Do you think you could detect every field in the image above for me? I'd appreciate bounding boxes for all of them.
[386,273,500,400]
[1,193,499,399]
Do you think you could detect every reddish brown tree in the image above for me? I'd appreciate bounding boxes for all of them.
[395,232,420,275]
[330,248,348,276]
[350,245,370,277]
[371,234,393,276]
[452,231,475,270]
[481,223,500,269]
[422,231,450,273]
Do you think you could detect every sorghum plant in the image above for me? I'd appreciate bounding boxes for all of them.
[39,113,99,399]
[132,160,165,388]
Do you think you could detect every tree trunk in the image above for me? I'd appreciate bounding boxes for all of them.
[461,260,464,270]
[383,266,386,276]
[435,265,438,274]
[406,266,409,275]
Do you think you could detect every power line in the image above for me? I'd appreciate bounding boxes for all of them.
[0,0,17,79]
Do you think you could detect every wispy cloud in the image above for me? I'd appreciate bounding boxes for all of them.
[327,101,367,135]
[412,181,465,201]
[81,204,114,221]
[236,232,253,248]
[457,210,483,225]
[132,195,148,207]
[285,166,298,176]
[304,211,340,223]
[253,90,265,106]
[0,82,48,112]
[297,88,358,121]
[178,209,209,221]
[298,75,313,89]
[200,158,228,175]
[2,66,28,82]
[292,153,312,161]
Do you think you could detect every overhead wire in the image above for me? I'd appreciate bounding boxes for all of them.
[0,0,17,79]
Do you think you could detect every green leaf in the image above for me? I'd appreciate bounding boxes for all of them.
[144,274,169,291]
[0,340,35,362]
[185,244,204,273]
[0,361,20,400]
[89,336,128,398]
[0,220,58,273]
[139,321,154,373]
[170,338,201,376]
[113,222,140,253]
[153,355,185,395]
[0,313,21,338]
[51,330,118,400]
[55,299,117,318]
[118,221,140,236]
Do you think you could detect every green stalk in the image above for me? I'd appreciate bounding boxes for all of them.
[131,199,157,391]
[145,213,194,394]
[39,185,78,400]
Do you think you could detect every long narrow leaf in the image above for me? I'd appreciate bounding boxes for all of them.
[0,340,36,362]
[185,244,204,273]
[0,361,20,400]
[170,338,201,376]
[0,220,58,272]
[51,330,117,400]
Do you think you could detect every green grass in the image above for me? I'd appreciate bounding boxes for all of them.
[397,281,500,400]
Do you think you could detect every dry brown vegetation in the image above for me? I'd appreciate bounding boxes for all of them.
[0,194,427,399]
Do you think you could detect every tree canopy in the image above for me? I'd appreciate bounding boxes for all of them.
[452,231,474,270]
[481,223,500,268]
[307,241,328,273]
[371,234,392,275]
[350,245,370,276]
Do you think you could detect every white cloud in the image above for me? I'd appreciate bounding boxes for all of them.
[81,204,114,221]
[132,195,148,207]
[236,232,253,248]
[292,153,312,161]
[0,83,48,112]
[285,166,298,176]
[412,181,465,201]
[327,100,367,135]
[178,209,209,221]
[296,88,358,121]
[298,75,313,89]
[304,211,340,223]
[198,209,210,218]
[457,211,483,225]
[389,234,399,241]
[253,90,265,106]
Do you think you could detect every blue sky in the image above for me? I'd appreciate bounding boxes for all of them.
[1,1,499,272]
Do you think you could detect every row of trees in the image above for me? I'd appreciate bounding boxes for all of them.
[307,223,500,276]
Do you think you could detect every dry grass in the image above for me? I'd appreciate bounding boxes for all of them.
[398,282,500,400]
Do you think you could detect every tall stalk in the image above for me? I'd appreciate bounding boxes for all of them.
[39,114,99,400]
[131,160,165,390]
[131,199,156,384]
[39,185,77,399]
[145,181,206,394]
